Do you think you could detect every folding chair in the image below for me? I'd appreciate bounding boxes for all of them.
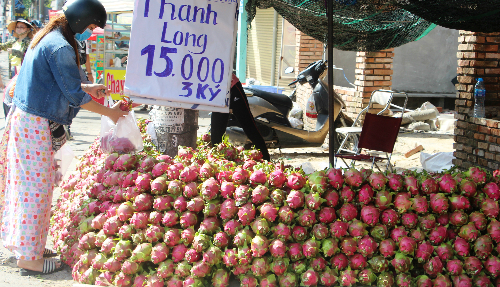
[335,89,408,155]
[334,90,408,171]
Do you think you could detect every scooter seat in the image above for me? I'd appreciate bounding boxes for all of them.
[246,88,293,110]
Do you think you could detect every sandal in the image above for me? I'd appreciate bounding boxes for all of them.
[20,259,64,276]
[43,248,57,258]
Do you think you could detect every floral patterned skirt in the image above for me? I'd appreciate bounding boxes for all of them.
[0,107,55,260]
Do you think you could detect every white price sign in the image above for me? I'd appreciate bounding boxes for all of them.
[125,0,238,112]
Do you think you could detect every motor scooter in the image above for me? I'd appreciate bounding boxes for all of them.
[224,60,353,149]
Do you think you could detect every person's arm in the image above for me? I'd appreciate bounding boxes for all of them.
[81,99,127,123]
[85,54,94,83]
[0,39,15,51]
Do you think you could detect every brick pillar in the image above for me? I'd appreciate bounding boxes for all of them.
[353,50,394,117]
[454,31,500,170]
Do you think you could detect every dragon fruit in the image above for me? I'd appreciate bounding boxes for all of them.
[421,176,438,194]
[404,174,419,195]
[286,172,306,190]
[250,257,270,277]
[203,199,221,218]
[464,256,483,276]
[251,234,269,257]
[179,211,198,229]
[358,184,374,205]
[434,242,454,261]
[464,167,487,185]
[292,226,307,241]
[269,239,287,258]
[415,275,433,287]
[318,207,336,224]
[401,212,418,229]
[202,246,223,266]
[481,198,500,218]
[391,252,412,273]
[460,179,477,197]
[371,224,389,241]
[310,256,327,272]
[133,193,154,212]
[234,184,251,206]
[326,168,344,189]
[233,228,253,247]
[270,189,286,206]
[381,208,399,228]
[419,214,436,230]
[199,216,221,235]
[447,259,464,276]
[252,185,269,205]
[340,269,358,287]
[219,181,235,199]
[162,210,179,227]
[305,192,324,210]
[273,223,292,241]
[358,268,377,285]
[213,232,230,249]
[278,205,294,224]
[375,190,393,210]
[468,211,487,231]
[171,244,188,263]
[357,235,377,257]
[379,239,396,258]
[297,208,316,227]
[331,253,348,270]
[130,242,152,263]
[286,190,305,209]
[164,228,182,247]
[473,235,493,260]
[368,172,387,190]
[340,237,357,256]
[438,173,457,193]
[454,237,471,256]
[323,190,340,207]
[338,203,358,222]
[268,169,286,188]
[222,249,238,268]
[344,168,363,188]
[429,193,449,214]
[301,268,319,286]
[223,219,241,237]
[433,274,452,287]
[473,273,492,287]
[411,195,428,214]
[394,192,412,213]
[428,225,447,245]
[200,178,220,201]
[449,195,471,211]
[459,222,479,242]
[249,169,267,185]
[153,195,174,211]
[423,256,443,277]
[348,219,367,238]
[186,196,204,213]
[485,256,500,278]
[387,173,404,192]
[359,205,379,226]
[212,268,230,287]
[151,176,168,195]
[330,221,349,239]
[398,236,417,255]
[410,228,426,243]
[321,238,339,257]
[416,241,434,263]
[251,217,270,235]
[135,173,152,192]
[238,202,256,226]
[449,210,468,226]
[288,242,304,261]
[302,238,319,258]
[191,261,211,278]
[340,186,355,203]
[103,215,123,235]
[151,242,169,264]
[312,223,329,240]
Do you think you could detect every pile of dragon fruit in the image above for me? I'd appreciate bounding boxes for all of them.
[50,123,500,287]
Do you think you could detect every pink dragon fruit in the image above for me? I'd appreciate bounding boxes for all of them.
[449,210,468,226]
[460,179,477,197]
[340,269,357,286]
[270,258,288,276]
[449,195,471,211]
[380,208,399,228]
[357,235,377,257]
[288,242,304,261]
[182,181,198,199]
[419,214,436,230]
[415,241,434,263]
[481,198,500,218]
[379,239,396,258]
[464,256,483,276]
[311,256,327,272]
[273,223,292,242]
[331,253,348,270]
[113,272,132,287]
[485,256,500,278]
[430,193,449,214]
[447,259,464,276]
[305,192,324,210]
[151,162,169,177]
[348,219,367,238]
[368,171,387,190]
[116,202,134,222]
[134,173,152,192]
[330,221,349,239]
[179,211,198,229]
[103,215,123,235]
[470,211,488,230]
[251,217,270,235]
[238,202,256,226]
[338,203,358,222]
[371,224,389,241]
[222,249,238,267]
[200,178,220,201]
[360,205,380,226]
[438,173,457,193]
[375,190,393,210]
[318,207,336,224]
[398,236,417,255]
[251,234,269,257]
[421,176,438,194]
[340,186,355,203]
[358,269,376,285]
[400,212,418,229]
[292,226,307,241]
[286,190,305,209]
[268,169,286,187]
[433,274,452,287]
[179,166,198,183]
[220,181,235,199]
[423,256,443,277]
[464,167,487,185]
[250,257,269,277]
[258,202,278,222]
[394,192,412,213]
[428,226,447,245]
[411,195,428,214]
[415,275,433,287]
[300,268,319,286]
[488,219,500,243]
[358,184,374,205]
[223,219,242,237]
[130,243,152,263]
[454,237,471,256]
[434,242,453,261]
[269,239,287,258]
[153,195,174,211]
[344,168,363,188]
[270,189,286,206]
[150,176,168,195]
[133,193,154,212]
[186,196,204,213]
[151,242,169,264]
[251,185,269,205]
[91,213,108,230]
[234,184,251,206]
[286,172,306,190]
[404,174,420,195]
[391,252,411,273]
[474,235,493,260]
[323,190,340,207]
[312,223,329,240]
[203,199,221,217]
[249,169,267,185]
[326,168,344,189]
[297,208,316,227]
[198,217,221,235]
[212,268,230,287]
[340,237,357,256]
[387,173,404,192]
[473,273,492,287]
[459,222,479,242]
[302,238,319,258]
[148,211,163,225]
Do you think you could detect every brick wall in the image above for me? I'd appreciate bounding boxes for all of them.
[454,31,500,170]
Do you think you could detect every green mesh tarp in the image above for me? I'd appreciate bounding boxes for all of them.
[394,0,500,33]
[246,0,434,51]
[245,0,500,51]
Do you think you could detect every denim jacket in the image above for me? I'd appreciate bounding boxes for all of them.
[13,28,92,125]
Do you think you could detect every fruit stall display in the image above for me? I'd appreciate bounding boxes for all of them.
[50,119,500,287]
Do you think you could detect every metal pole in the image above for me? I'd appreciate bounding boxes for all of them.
[39,0,43,21]
[327,0,335,166]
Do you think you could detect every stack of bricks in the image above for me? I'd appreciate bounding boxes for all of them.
[353,50,394,117]
[454,31,500,170]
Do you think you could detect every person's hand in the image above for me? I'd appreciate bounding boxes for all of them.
[83,83,110,99]
[109,101,129,123]
[88,73,94,83]
[121,56,128,64]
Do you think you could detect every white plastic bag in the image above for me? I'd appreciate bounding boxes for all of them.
[420,152,455,172]
[306,95,317,118]
[289,102,303,119]
[289,117,304,129]
[53,144,75,185]
[100,97,144,154]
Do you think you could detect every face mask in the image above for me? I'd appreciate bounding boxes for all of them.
[75,28,92,41]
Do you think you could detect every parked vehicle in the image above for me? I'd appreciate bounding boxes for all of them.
[224,60,353,150]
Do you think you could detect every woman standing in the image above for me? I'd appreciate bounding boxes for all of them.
[0,18,33,78]
[0,0,128,276]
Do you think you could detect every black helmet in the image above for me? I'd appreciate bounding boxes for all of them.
[63,0,106,34]
[31,20,43,28]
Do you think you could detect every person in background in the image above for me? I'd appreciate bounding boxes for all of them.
[211,73,271,161]
[0,19,33,78]
[0,0,127,276]
[30,20,43,34]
